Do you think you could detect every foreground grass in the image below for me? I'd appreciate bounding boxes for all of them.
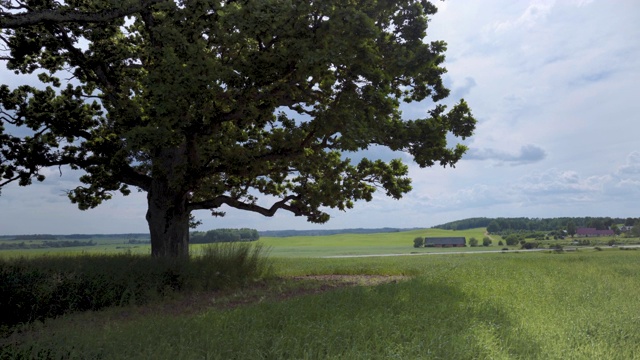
[3,250,639,359]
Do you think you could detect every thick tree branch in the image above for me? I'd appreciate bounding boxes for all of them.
[0,173,20,187]
[0,0,167,29]
[118,170,152,191]
[189,195,302,217]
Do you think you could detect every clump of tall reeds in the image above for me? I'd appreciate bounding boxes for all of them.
[0,243,271,333]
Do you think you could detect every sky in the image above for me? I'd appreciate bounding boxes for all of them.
[1,0,639,234]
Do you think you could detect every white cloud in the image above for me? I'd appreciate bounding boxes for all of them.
[465,144,546,165]
[492,0,555,33]
[617,152,640,176]
[410,150,640,221]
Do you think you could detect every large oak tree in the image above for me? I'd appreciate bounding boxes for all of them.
[0,0,475,257]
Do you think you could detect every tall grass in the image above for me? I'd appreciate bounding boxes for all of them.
[0,243,271,333]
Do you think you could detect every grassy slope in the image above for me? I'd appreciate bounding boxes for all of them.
[5,250,640,359]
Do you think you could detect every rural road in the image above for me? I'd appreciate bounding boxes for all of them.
[321,245,640,259]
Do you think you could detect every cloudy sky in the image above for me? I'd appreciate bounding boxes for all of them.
[1,0,639,234]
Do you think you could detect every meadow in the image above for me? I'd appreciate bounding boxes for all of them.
[1,229,640,359]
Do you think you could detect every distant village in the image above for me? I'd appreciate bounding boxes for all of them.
[418,223,636,248]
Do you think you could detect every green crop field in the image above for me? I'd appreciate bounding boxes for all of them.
[255,227,493,257]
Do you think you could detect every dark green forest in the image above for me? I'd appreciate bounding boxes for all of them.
[0,240,96,250]
[190,228,260,244]
[433,217,637,233]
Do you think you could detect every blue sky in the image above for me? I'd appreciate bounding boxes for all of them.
[1,0,639,234]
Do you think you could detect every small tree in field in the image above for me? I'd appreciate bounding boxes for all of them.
[469,237,479,247]
[413,237,425,248]
[482,237,492,247]
[0,0,475,257]
[631,221,640,238]
[504,234,516,246]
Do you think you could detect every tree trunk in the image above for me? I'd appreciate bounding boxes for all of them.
[146,179,190,257]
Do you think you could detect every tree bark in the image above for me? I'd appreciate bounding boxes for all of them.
[146,179,190,257]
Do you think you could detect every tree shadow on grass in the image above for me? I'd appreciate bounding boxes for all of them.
[1,276,546,359]
[188,276,546,359]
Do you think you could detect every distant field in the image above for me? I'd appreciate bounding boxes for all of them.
[2,228,638,258]
[0,229,493,258]
[0,237,151,257]
[257,227,492,257]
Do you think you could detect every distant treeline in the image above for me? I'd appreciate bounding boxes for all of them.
[433,217,637,233]
[0,240,96,250]
[0,234,149,241]
[190,228,259,243]
[11,234,59,240]
[64,234,148,240]
[259,227,413,238]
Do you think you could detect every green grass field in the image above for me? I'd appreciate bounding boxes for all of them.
[255,227,492,257]
[3,248,640,359]
[3,229,640,359]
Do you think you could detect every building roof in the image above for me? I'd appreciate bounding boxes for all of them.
[425,237,466,245]
[576,228,614,236]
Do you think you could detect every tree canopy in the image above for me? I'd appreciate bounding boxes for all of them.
[566,221,576,237]
[1,0,476,257]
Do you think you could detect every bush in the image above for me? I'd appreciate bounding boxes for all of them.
[502,247,509,251]
[521,242,539,250]
[482,237,492,247]
[505,234,520,246]
[413,237,424,248]
[469,237,479,247]
[0,243,272,333]
[498,240,504,246]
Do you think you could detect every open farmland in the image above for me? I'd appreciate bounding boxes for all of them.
[256,227,491,257]
[3,227,637,259]
[0,236,151,257]
[0,228,495,258]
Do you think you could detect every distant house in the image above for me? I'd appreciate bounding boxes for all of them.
[576,228,614,237]
[620,225,634,232]
[425,237,466,247]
